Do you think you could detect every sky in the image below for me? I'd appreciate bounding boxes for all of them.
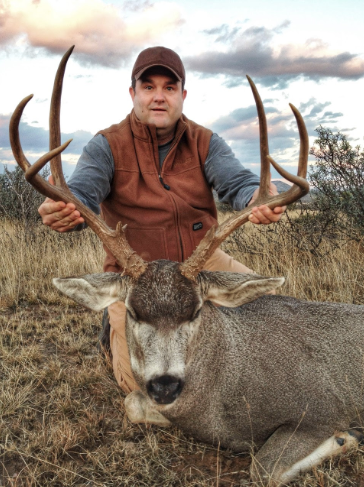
[1,0,363,181]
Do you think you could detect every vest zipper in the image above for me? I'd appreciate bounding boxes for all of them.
[159,175,170,190]
[157,123,187,261]
[158,126,184,191]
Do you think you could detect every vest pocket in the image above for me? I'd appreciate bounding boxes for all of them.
[125,227,169,261]
[189,215,217,252]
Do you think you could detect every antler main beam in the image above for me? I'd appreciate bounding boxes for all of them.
[9,47,147,280]
[179,77,309,281]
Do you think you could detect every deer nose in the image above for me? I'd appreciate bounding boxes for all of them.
[147,375,184,404]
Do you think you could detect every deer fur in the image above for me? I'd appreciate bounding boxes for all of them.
[54,260,364,485]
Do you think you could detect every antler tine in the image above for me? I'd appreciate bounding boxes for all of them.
[9,95,34,173]
[246,75,270,202]
[289,103,308,178]
[9,47,148,280]
[264,101,309,205]
[9,96,76,202]
[180,78,309,281]
[49,45,74,189]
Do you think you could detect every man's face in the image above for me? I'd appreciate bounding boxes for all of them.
[129,70,187,135]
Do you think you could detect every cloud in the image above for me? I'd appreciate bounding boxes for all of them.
[297,99,343,127]
[211,105,278,133]
[216,98,345,140]
[208,97,347,177]
[322,111,343,119]
[202,24,241,43]
[0,0,184,67]
[308,102,331,117]
[124,0,154,12]
[298,98,327,113]
[0,113,93,175]
[185,24,364,88]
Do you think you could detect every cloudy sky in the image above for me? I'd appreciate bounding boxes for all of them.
[1,0,363,181]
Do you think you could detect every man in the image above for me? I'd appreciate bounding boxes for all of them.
[39,47,285,393]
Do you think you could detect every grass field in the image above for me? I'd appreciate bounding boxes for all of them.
[1,216,364,486]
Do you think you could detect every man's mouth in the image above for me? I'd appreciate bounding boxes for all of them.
[151,108,167,112]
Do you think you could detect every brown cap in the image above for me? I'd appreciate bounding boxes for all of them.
[131,46,185,83]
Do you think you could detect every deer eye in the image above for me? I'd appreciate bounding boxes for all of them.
[127,308,139,321]
[191,308,201,321]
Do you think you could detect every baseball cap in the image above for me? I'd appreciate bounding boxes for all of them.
[131,46,185,83]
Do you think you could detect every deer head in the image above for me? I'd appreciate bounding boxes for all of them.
[54,261,284,404]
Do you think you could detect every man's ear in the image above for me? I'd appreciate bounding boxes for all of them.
[129,86,135,101]
[53,272,131,311]
[198,271,284,307]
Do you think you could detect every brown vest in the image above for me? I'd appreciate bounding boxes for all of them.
[99,110,218,273]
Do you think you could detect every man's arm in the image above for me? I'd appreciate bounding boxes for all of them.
[204,134,285,224]
[38,135,114,232]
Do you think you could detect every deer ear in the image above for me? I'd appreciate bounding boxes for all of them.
[198,271,284,307]
[53,272,131,311]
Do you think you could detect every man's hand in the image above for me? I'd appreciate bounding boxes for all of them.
[38,176,84,232]
[248,182,286,225]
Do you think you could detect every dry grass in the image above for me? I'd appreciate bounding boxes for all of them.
[0,221,105,308]
[221,218,364,305]
[1,217,364,486]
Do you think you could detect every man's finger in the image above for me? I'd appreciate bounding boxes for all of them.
[259,206,283,223]
[40,201,77,218]
[41,206,74,224]
[248,207,269,224]
[273,206,287,214]
[50,216,84,232]
[249,205,286,225]
[42,207,83,228]
[53,207,81,222]
[39,199,66,216]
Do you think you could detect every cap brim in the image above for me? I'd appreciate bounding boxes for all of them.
[134,64,183,82]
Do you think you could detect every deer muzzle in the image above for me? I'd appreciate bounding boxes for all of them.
[147,375,184,404]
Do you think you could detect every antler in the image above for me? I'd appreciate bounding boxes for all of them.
[179,75,310,281]
[9,46,147,280]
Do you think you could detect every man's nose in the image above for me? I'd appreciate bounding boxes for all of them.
[153,89,165,102]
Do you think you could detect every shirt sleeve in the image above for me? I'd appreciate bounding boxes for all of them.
[204,133,260,210]
[68,134,114,230]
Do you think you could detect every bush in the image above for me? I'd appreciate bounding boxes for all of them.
[0,165,49,225]
[224,202,348,259]
[309,126,364,238]
[247,126,364,256]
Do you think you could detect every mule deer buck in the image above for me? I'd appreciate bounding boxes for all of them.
[10,47,364,485]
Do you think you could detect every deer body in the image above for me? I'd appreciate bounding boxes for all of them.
[156,296,364,450]
[53,261,364,484]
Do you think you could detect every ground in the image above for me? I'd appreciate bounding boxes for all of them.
[1,303,364,486]
[1,219,364,485]
[0,304,253,486]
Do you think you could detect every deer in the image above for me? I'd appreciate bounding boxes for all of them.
[10,46,364,486]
